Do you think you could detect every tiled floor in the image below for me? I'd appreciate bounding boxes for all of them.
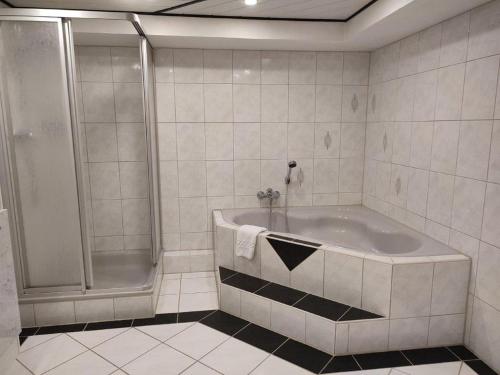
[11,319,494,375]
[156,272,219,314]
[10,273,497,375]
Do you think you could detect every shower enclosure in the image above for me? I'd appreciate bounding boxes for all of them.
[0,9,161,305]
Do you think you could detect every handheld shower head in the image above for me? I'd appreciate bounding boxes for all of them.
[285,160,297,185]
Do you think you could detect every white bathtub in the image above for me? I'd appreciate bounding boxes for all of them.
[221,205,457,257]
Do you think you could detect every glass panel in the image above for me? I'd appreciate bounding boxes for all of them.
[0,20,83,288]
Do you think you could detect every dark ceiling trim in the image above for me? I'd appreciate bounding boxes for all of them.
[3,0,379,23]
[345,0,378,21]
[154,0,208,14]
[0,0,14,7]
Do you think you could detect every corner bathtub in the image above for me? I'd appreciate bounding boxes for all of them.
[219,205,457,257]
[213,205,471,355]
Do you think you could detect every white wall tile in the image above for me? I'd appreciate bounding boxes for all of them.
[155,49,174,83]
[462,56,499,120]
[204,84,233,122]
[451,177,486,238]
[342,85,368,123]
[234,123,260,159]
[79,46,112,82]
[428,314,465,346]
[418,24,442,72]
[203,50,232,83]
[178,161,206,197]
[261,51,288,84]
[261,123,287,159]
[175,84,204,122]
[431,260,470,315]
[305,313,335,354]
[270,302,305,342]
[435,64,465,120]
[174,49,203,83]
[205,123,233,160]
[343,53,370,85]
[233,50,260,84]
[207,161,234,196]
[457,120,493,180]
[289,85,316,122]
[316,52,342,84]
[468,0,500,60]
[440,12,470,67]
[156,83,176,122]
[234,160,261,196]
[410,122,434,169]
[289,52,316,84]
[482,183,500,248]
[389,317,429,350]
[348,320,389,354]
[412,71,438,121]
[427,172,454,226]
[489,121,500,183]
[324,251,363,307]
[261,85,288,122]
[288,123,314,159]
[233,84,260,122]
[177,123,206,160]
[431,121,460,174]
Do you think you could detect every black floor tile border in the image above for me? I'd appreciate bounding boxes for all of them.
[17,308,498,375]
[219,266,382,322]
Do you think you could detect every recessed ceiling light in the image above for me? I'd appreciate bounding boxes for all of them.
[245,0,257,6]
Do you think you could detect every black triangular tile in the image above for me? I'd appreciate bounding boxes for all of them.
[267,238,318,271]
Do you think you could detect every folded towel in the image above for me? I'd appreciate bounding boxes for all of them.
[236,225,267,260]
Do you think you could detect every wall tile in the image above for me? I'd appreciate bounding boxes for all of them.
[233,84,260,122]
[203,50,232,83]
[175,84,204,122]
[177,123,206,160]
[468,0,500,60]
[431,260,470,315]
[179,197,207,232]
[92,199,123,236]
[482,182,500,249]
[440,12,470,67]
[289,85,316,122]
[261,85,288,122]
[324,251,363,307]
[122,198,150,235]
[490,121,500,183]
[342,85,367,123]
[313,159,339,194]
[431,121,460,174]
[451,177,486,238]
[234,160,260,196]
[174,49,203,83]
[207,161,234,196]
[410,121,434,169]
[204,84,233,122]
[86,124,118,162]
[261,123,287,159]
[418,24,442,72]
[288,123,314,159]
[317,52,343,84]
[462,55,499,120]
[78,46,112,82]
[178,161,206,197]
[82,82,115,123]
[205,123,233,160]
[156,83,176,122]
[413,71,438,121]
[398,34,419,77]
[154,49,174,83]
[435,64,465,120]
[427,172,454,226]
[289,51,316,84]
[389,317,429,350]
[261,51,289,84]
[343,52,370,85]
[456,121,493,180]
[340,124,365,158]
[339,158,363,193]
[233,50,261,84]
[117,123,146,162]
[89,162,120,199]
[114,83,143,122]
[348,320,389,354]
[111,47,141,83]
[234,123,261,159]
[428,314,465,346]
[158,123,177,161]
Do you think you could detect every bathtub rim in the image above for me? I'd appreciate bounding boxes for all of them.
[213,208,470,265]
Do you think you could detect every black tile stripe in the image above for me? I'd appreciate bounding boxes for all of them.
[17,308,497,375]
[465,359,498,375]
[256,283,307,306]
[219,266,382,322]
[402,347,460,365]
[447,345,478,360]
[37,323,87,335]
[219,266,237,281]
[354,351,411,369]
[266,233,322,247]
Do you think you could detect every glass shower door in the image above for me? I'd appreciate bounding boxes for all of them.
[0,18,85,290]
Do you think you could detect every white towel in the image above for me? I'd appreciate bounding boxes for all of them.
[236,225,267,260]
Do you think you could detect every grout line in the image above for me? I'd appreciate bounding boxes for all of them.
[399,350,414,365]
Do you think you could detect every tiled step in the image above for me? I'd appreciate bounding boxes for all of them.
[219,266,382,322]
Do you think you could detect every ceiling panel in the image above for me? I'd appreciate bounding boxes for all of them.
[7,0,191,12]
[6,0,374,20]
[167,0,372,20]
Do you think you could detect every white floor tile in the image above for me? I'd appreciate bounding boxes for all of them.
[167,323,229,359]
[17,334,87,375]
[201,337,269,375]
[165,273,182,280]
[136,322,194,342]
[111,371,128,375]
[181,277,217,293]
[333,369,391,374]
[20,334,60,352]
[459,363,479,374]
[393,362,462,375]
[44,350,117,375]
[182,272,215,279]
[156,294,179,314]
[250,355,313,374]
[123,344,195,375]
[7,361,32,375]
[160,279,181,295]
[68,328,129,349]
[179,292,218,312]
[93,328,160,368]
[181,362,221,374]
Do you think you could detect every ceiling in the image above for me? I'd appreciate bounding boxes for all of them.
[4,0,375,21]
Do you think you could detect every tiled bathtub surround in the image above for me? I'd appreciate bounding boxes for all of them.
[154,49,369,270]
[362,0,500,371]
[75,46,151,253]
[214,212,471,355]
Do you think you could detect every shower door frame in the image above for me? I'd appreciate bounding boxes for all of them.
[0,8,160,298]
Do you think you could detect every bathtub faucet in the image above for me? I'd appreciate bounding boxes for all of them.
[257,188,280,201]
[285,160,297,185]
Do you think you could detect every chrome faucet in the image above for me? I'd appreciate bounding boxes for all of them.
[284,160,297,185]
[257,187,280,201]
